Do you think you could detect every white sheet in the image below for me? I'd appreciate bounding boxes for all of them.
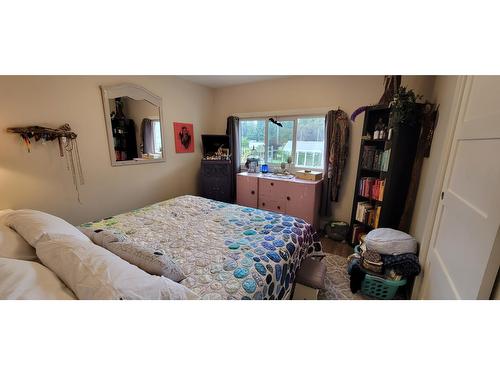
[0,257,76,300]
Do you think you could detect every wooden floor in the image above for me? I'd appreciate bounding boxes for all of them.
[320,236,353,258]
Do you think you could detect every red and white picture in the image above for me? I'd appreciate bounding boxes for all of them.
[173,122,194,153]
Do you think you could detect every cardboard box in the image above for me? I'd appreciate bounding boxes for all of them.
[295,170,323,181]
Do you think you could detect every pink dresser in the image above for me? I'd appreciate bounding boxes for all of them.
[236,172,322,229]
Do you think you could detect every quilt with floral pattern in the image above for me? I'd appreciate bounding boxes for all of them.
[80,195,323,300]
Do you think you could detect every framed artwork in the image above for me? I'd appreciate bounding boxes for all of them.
[173,122,194,153]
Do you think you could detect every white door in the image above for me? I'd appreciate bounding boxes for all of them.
[421,76,500,299]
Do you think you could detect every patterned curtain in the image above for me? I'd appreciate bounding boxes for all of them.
[226,116,240,202]
[320,109,350,217]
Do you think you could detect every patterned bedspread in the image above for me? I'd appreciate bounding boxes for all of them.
[80,195,323,300]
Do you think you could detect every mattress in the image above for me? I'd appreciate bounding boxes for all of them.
[80,195,323,300]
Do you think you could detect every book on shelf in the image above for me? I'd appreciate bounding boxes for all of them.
[374,205,382,229]
[381,149,391,171]
[355,201,382,228]
[355,201,372,224]
[361,145,391,171]
[351,224,365,245]
[361,145,376,169]
[358,177,385,201]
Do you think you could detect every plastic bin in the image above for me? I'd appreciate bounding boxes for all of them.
[353,245,407,299]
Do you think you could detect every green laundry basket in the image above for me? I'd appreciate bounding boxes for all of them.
[353,245,407,299]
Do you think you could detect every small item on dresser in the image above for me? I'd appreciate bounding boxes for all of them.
[295,170,323,181]
[245,146,260,173]
[246,157,259,173]
[361,249,384,274]
[260,164,269,173]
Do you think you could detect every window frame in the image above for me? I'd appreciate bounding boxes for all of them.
[238,114,326,172]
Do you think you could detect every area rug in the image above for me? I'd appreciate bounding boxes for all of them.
[318,253,370,300]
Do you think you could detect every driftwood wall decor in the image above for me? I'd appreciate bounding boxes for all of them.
[7,124,85,202]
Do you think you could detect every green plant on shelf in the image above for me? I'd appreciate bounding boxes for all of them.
[389,86,423,127]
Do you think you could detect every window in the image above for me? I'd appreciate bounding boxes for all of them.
[267,120,294,164]
[239,119,265,165]
[239,116,325,170]
[151,120,162,154]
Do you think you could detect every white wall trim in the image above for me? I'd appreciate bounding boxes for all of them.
[233,107,330,119]
[411,76,468,299]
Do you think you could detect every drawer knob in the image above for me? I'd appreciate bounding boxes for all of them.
[262,202,265,207]
[277,206,281,210]
[286,196,290,201]
[251,190,255,195]
[270,182,274,186]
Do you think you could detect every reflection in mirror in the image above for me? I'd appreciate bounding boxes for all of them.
[109,97,162,161]
[101,84,165,166]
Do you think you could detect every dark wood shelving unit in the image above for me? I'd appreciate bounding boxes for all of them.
[349,105,422,246]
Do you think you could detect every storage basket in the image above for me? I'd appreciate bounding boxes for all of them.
[361,274,406,299]
[353,245,407,299]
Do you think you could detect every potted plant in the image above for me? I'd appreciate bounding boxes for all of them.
[388,86,423,127]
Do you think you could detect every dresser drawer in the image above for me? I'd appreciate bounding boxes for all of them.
[285,182,321,227]
[259,198,286,214]
[258,178,288,198]
[236,175,258,208]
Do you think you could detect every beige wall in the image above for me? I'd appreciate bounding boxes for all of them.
[210,76,436,223]
[0,75,440,230]
[410,76,459,245]
[0,76,213,225]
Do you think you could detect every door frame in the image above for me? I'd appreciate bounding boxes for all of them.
[412,76,469,299]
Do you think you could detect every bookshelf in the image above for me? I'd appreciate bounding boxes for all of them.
[349,105,422,245]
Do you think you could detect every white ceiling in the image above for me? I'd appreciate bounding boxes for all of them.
[180,75,286,89]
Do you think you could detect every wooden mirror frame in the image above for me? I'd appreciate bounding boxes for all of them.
[100,83,165,166]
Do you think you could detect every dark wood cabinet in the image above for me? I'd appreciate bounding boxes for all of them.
[200,160,232,203]
[112,118,138,161]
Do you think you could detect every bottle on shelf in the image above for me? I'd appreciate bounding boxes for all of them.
[374,118,385,140]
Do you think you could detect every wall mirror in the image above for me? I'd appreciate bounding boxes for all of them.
[101,83,165,166]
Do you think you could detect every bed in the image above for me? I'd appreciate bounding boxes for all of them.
[79,195,323,300]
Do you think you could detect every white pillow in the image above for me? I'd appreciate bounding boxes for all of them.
[80,228,186,282]
[36,235,198,300]
[0,209,37,261]
[4,209,89,247]
[0,257,76,300]
[365,228,417,255]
